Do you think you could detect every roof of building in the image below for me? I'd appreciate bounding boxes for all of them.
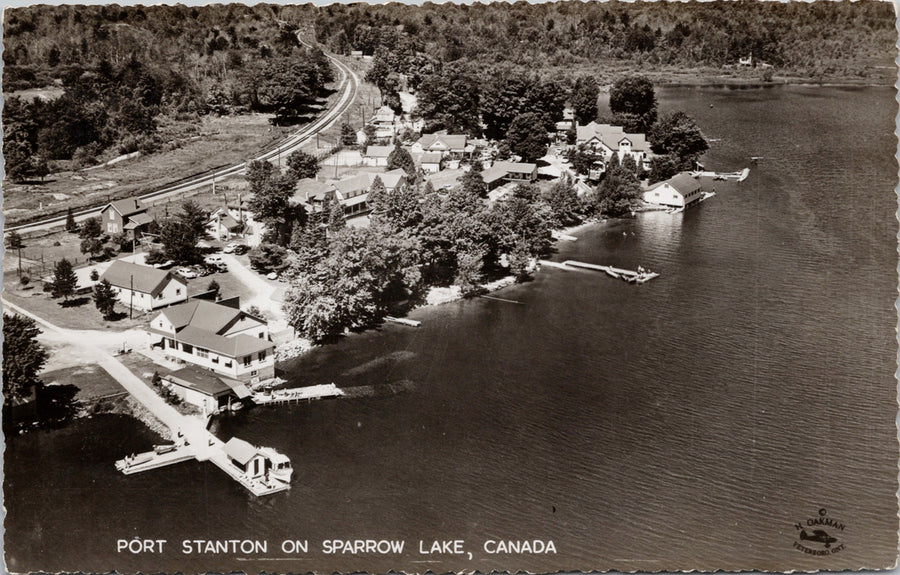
[104,197,146,217]
[176,326,274,358]
[333,174,373,197]
[615,133,649,152]
[372,106,395,123]
[577,122,649,152]
[481,165,509,185]
[365,145,393,159]
[381,168,407,189]
[224,437,259,465]
[100,260,185,295]
[492,161,537,173]
[420,152,443,164]
[160,299,266,335]
[292,179,337,205]
[648,172,703,196]
[332,170,407,199]
[164,365,245,396]
[417,134,467,151]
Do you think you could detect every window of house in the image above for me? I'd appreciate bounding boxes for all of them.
[211,356,219,364]
[258,332,264,338]
[167,338,175,348]
[182,343,193,354]
[251,370,258,377]
[175,288,181,296]
[196,348,208,359]
[243,356,252,367]
[259,350,266,361]
[224,360,232,368]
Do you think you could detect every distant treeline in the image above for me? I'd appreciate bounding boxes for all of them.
[312,0,896,77]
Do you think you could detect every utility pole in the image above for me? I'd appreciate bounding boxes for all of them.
[17,245,22,278]
[130,274,134,319]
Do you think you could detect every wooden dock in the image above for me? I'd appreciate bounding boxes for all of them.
[690,167,750,182]
[385,316,422,327]
[116,447,196,475]
[252,383,344,406]
[541,260,660,284]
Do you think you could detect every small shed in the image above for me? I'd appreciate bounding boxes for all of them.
[224,437,268,478]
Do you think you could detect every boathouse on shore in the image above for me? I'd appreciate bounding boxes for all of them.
[642,173,704,208]
[161,366,251,413]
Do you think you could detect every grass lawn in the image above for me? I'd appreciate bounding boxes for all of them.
[2,287,153,331]
[3,56,374,227]
[42,364,124,402]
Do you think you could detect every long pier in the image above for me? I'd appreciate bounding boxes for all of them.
[540,260,660,284]
[251,383,344,406]
[564,261,660,283]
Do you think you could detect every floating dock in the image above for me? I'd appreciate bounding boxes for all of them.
[385,316,422,327]
[543,260,660,284]
[251,383,344,406]
[115,445,195,475]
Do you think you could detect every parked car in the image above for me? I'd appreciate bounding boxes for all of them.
[202,263,226,274]
[177,267,198,279]
[232,244,250,255]
[151,259,175,270]
[223,243,237,254]
[266,271,279,280]
[204,255,224,264]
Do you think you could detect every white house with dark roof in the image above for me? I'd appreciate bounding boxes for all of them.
[331,169,408,218]
[206,207,243,241]
[148,298,275,383]
[420,152,443,173]
[411,134,468,158]
[100,260,188,312]
[100,197,155,238]
[576,122,652,170]
[643,173,704,208]
[363,145,393,167]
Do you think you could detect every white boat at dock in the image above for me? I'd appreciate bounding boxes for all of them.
[258,447,293,483]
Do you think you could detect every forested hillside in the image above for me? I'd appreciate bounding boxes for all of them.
[313,0,896,77]
[3,4,331,181]
[3,1,895,183]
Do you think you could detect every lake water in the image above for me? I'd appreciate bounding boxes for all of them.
[4,85,898,573]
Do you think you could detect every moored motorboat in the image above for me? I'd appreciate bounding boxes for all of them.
[259,447,293,483]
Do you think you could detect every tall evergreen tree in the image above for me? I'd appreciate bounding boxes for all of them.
[92,279,118,319]
[51,258,78,302]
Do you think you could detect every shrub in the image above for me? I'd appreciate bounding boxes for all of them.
[19,276,30,286]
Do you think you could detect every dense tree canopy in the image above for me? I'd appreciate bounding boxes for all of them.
[570,76,600,125]
[506,112,551,163]
[648,111,709,167]
[2,313,47,404]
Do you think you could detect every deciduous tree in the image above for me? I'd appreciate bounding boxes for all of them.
[506,112,550,163]
[286,150,320,181]
[571,76,600,125]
